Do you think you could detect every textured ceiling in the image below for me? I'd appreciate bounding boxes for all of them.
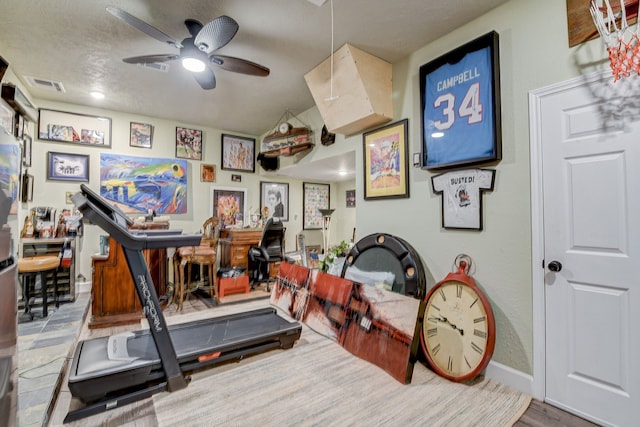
[0,0,509,136]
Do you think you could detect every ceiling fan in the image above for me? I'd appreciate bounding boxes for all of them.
[106,6,270,90]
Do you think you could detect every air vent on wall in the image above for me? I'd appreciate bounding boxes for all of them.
[138,62,169,72]
[24,76,65,93]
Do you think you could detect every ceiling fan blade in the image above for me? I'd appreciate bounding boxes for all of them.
[184,19,203,38]
[210,55,270,77]
[193,68,216,90]
[123,54,179,64]
[106,6,182,49]
[194,16,239,53]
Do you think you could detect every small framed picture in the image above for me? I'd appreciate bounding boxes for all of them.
[22,134,32,167]
[47,151,90,181]
[346,189,356,207]
[201,163,216,182]
[221,134,255,172]
[65,192,74,204]
[21,173,33,203]
[231,174,242,182]
[130,122,153,148]
[260,181,289,221]
[176,126,203,160]
[363,119,410,200]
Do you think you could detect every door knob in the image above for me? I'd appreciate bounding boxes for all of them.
[548,261,562,272]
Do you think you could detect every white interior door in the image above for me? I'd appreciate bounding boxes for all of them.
[539,74,640,427]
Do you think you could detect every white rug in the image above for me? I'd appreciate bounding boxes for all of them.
[153,301,530,427]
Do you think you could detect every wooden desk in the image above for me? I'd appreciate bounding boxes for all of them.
[89,224,168,328]
[219,227,281,278]
[219,228,262,270]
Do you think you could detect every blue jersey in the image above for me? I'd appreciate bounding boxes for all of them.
[424,46,494,168]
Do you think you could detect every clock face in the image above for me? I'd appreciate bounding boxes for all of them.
[421,280,495,381]
[278,122,291,134]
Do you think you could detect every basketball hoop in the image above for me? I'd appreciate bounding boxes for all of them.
[590,0,640,81]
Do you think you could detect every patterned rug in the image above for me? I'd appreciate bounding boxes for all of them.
[153,300,530,427]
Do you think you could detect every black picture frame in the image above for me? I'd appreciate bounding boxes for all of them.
[47,151,90,182]
[260,181,289,222]
[221,134,255,173]
[175,127,202,160]
[419,31,501,170]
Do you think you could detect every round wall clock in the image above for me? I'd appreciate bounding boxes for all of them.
[278,122,292,135]
[419,254,496,382]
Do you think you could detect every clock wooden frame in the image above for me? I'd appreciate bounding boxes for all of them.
[419,255,496,382]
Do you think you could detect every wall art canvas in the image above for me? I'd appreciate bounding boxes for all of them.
[271,264,422,384]
[100,153,188,214]
[0,143,21,214]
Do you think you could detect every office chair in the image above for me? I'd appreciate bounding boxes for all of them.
[247,217,285,291]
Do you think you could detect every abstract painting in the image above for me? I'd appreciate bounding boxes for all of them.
[100,153,187,214]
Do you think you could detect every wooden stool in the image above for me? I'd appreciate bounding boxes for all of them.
[18,255,60,320]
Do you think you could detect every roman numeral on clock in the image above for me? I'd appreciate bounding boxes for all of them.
[439,289,447,301]
[427,327,438,337]
[471,342,483,354]
[474,329,487,339]
[457,284,462,298]
[448,356,453,372]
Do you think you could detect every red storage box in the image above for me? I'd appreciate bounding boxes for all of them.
[218,275,250,299]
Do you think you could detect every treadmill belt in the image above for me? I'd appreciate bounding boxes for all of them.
[69,307,301,402]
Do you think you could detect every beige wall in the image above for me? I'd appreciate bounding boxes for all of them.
[3,0,611,388]
[326,0,609,378]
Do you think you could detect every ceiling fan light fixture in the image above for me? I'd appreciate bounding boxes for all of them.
[182,57,206,72]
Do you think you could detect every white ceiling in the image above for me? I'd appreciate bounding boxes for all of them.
[0,0,509,181]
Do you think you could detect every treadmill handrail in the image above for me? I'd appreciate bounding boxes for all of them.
[72,189,201,250]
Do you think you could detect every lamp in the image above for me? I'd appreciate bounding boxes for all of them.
[180,38,207,72]
[319,208,335,255]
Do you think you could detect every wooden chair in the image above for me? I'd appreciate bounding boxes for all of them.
[173,216,220,310]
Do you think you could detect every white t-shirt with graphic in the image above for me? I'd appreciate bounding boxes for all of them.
[431,169,495,229]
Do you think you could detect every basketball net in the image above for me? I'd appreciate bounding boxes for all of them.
[590,0,640,81]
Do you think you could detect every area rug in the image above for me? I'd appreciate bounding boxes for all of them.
[153,301,531,427]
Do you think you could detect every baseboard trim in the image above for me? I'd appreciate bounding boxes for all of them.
[485,360,538,398]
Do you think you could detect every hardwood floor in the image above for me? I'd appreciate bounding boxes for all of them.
[515,400,600,427]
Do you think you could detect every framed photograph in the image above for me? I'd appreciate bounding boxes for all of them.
[38,109,112,147]
[221,134,255,172]
[260,181,289,222]
[346,189,356,208]
[130,122,153,148]
[0,98,14,135]
[303,182,329,230]
[210,186,247,227]
[176,126,202,160]
[201,163,216,182]
[65,191,74,204]
[362,118,410,200]
[21,173,33,203]
[22,134,32,167]
[47,151,89,181]
[419,31,501,170]
[231,174,241,182]
[431,168,495,230]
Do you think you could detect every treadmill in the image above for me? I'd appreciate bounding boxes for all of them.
[64,185,302,423]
